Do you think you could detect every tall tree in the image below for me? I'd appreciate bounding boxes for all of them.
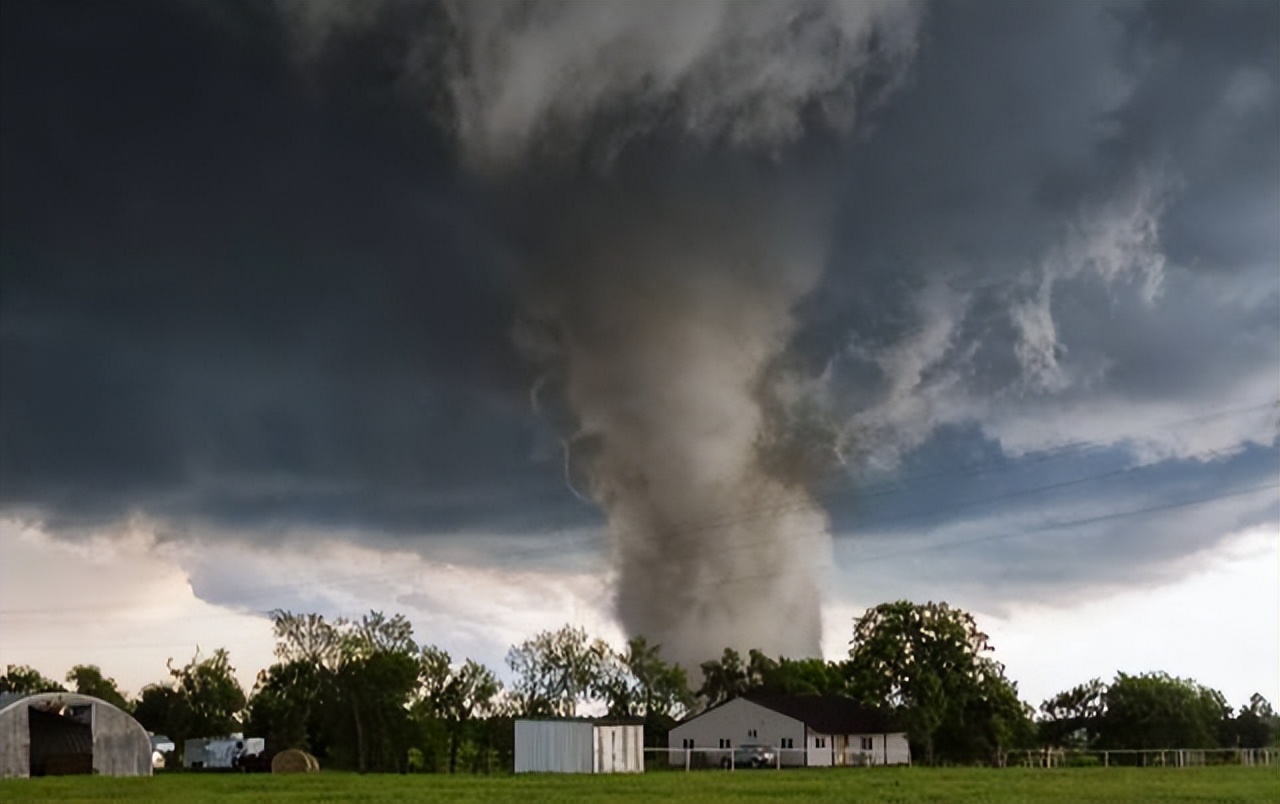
[846,600,1024,764]
[749,656,847,697]
[132,684,184,743]
[592,637,693,747]
[332,612,420,772]
[441,659,502,773]
[1039,678,1105,748]
[167,647,248,741]
[1229,693,1279,749]
[0,664,64,695]
[66,664,131,711]
[1097,672,1229,750]
[507,625,609,717]
[697,648,749,707]
[253,610,421,772]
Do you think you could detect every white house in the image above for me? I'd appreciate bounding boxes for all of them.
[667,695,910,768]
[514,719,644,773]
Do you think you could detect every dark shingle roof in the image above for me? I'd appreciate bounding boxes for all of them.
[743,695,898,735]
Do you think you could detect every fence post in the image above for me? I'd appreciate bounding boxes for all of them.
[685,748,690,772]
[1103,751,1108,768]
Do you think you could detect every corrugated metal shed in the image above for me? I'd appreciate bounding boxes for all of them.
[514,719,644,774]
[0,692,153,778]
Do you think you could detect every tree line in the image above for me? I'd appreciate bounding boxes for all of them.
[2,600,1275,771]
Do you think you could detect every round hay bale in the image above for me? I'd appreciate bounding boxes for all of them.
[272,749,316,774]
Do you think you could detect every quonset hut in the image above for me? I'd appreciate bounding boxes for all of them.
[0,692,153,778]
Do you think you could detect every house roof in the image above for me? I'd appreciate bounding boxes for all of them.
[741,695,899,735]
[514,716,645,727]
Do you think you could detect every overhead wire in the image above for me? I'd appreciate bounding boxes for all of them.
[1,398,1275,622]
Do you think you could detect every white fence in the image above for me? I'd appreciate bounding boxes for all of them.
[1008,747,1279,768]
[644,746,1279,771]
[643,747,903,771]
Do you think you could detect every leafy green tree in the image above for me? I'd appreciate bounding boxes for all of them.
[252,610,421,772]
[66,664,131,711]
[1229,693,1279,749]
[167,648,248,741]
[132,683,183,738]
[1039,678,1105,748]
[1097,672,1228,750]
[750,656,848,697]
[0,664,65,695]
[411,645,504,773]
[846,600,1023,764]
[591,637,693,747]
[245,659,327,754]
[507,625,609,717]
[330,612,420,772]
[697,648,749,707]
[441,659,502,773]
[964,669,1037,763]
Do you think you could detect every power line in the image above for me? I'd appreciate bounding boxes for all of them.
[1,400,1273,619]
[852,482,1280,565]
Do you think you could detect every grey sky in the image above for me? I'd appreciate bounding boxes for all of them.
[1,0,1276,689]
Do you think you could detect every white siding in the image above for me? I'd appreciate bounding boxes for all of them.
[667,699,806,767]
[514,720,593,773]
[806,731,833,767]
[593,724,643,773]
[840,733,911,766]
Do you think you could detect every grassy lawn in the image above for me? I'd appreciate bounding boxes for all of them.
[1,766,1277,804]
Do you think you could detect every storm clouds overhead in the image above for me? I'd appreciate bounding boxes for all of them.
[1,1,1276,695]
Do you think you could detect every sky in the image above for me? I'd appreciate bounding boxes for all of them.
[1,0,1277,711]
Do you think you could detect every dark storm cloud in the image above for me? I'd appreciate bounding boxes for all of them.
[806,0,1278,601]
[0,0,583,536]
[1,0,1275,616]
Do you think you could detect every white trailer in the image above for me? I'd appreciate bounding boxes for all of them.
[183,734,265,769]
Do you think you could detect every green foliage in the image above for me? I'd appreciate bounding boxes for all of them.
[421,650,503,773]
[130,649,247,761]
[132,684,183,739]
[506,624,610,717]
[0,664,65,695]
[10,603,1266,777]
[696,648,749,706]
[65,664,131,711]
[696,648,847,707]
[167,648,248,740]
[256,610,422,773]
[1230,694,1280,749]
[3,766,1279,803]
[1097,672,1229,750]
[1039,678,1105,748]
[592,636,693,747]
[846,600,1034,764]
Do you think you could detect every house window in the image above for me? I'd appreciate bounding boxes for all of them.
[780,737,794,749]
[861,737,874,751]
[719,738,732,749]
[814,737,826,748]
[747,728,757,738]
[682,738,695,749]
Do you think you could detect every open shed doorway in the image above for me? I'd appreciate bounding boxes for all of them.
[29,704,93,776]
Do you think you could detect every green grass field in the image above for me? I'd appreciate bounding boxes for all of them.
[2,767,1278,804]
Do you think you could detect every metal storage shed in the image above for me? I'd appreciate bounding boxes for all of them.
[514,718,644,773]
[0,692,153,778]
